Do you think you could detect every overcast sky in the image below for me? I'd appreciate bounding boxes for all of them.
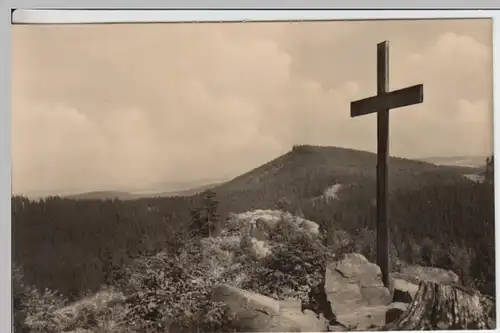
[12,18,492,194]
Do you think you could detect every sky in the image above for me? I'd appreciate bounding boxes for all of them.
[12,18,493,194]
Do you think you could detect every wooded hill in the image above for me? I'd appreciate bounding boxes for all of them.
[12,145,494,299]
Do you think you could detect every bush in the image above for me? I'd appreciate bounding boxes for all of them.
[22,287,68,333]
[13,264,71,333]
[241,214,335,300]
[118,210,337,330]
[119,242,230,332]
[14,263,130,333]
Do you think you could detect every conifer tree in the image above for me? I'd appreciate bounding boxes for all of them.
[189,190,220,237]
[203,190,220,237]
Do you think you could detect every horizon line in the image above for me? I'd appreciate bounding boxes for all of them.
[12,145,489,196]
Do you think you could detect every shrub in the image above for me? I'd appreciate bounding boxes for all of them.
[14,263,129,333]
[120,242,230,332]
[241,213,334,300]
[22,287,68,333]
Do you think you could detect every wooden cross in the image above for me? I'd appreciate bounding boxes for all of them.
[350,41,424,288]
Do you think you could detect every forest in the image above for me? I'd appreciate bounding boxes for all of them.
[12,146,495,304]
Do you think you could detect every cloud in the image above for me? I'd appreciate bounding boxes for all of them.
[387,31,492,157]
[399,31,491,102]
[11,19,492,193]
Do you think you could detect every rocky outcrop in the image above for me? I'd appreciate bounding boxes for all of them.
[318,253,418,330]
[213,253,495,332]
[295,253,395,330]
[232,210,321,237]
[325,253,392,314]
[211,284,329,332]
[317,253,493,331]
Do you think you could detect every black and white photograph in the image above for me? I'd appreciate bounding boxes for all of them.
[11,16,495,332]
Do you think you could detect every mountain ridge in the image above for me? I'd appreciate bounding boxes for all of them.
[208,145,483,211]
[17,145,484,202]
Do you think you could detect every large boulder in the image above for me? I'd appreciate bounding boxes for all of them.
[323,253,393,330]
[211,284,329,332]
[325,253,392,315]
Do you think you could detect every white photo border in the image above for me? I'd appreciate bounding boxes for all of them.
[2,3,499,333]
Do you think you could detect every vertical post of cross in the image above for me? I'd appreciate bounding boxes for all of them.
[350,40,423,289]
[376,41,390,288]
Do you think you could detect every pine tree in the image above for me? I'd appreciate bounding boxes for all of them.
[202,190,220,237]
[189,190,220,238]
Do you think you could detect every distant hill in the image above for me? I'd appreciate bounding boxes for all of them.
[208,145,480,214]
[135,178,226,194]
[419,156,486,168]
[154,181,222,197]
[220,145,477,190]
[64,191,139,201]
[61,182,223,201]
[22,179,226,201]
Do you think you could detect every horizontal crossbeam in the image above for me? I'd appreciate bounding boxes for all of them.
[350,83,423,118]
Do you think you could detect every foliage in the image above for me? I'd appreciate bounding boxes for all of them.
[189,190,221,238]
[118,242,230,332]
[13,265,69,333]
[241,213,335,300]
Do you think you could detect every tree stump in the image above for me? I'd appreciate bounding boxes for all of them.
[383,281,495,330]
